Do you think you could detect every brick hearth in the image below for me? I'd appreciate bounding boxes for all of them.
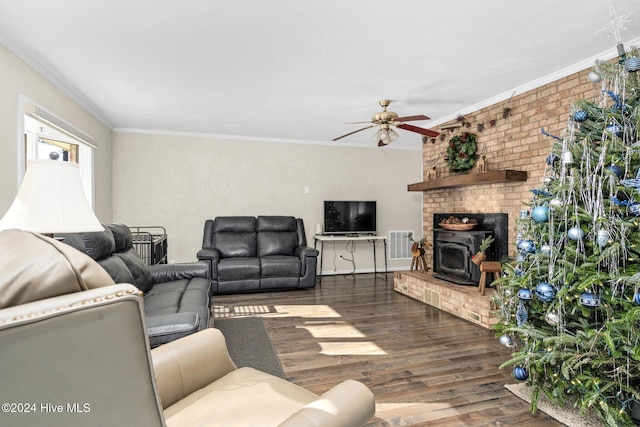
[393,271,499,329]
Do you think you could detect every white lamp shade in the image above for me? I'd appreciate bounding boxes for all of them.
[0,160,104,233]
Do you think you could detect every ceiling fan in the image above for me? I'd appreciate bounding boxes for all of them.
[332,99,440,146]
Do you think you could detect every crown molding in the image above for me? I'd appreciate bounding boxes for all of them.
[429,36,640,128]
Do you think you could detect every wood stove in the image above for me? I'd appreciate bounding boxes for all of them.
[432,213,508,286]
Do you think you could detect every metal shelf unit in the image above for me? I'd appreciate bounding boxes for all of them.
[130,226,168,265]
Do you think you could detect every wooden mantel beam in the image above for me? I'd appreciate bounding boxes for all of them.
[408,170,527,192]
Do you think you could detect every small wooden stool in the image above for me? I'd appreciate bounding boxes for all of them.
[478,261,501,295]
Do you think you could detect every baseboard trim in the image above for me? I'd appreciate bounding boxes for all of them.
[319,267,411,276]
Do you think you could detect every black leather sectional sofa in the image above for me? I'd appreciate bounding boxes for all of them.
[197,216,318,294]
[58,223,211,347]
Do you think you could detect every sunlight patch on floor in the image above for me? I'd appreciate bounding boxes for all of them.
[296,321,366,338]
[268,304,342,318]
[318,341,387,355]
[214,303,388,356]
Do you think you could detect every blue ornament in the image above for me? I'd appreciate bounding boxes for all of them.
[604,90,624,109]
[633,292,640,305]
[580,292,601,308]
[531,206,549,223]
[625,57,640,72]
[611,197,632,207]
[606,124,623,137]
[607,165,623,178]
[574,110,588,122]
[546,154,559,165]
[518,240,536,254]
[517,288,533,301]
[531,188,552,197]
[541,244,552,255]
[513,366,529,381]
[620,169,640,189]
[567,226,584,241]
[535,282,556,302]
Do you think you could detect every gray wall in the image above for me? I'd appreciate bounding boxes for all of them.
[113,131,424,272]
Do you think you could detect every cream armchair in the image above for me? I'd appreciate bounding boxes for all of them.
[0,230,375,427]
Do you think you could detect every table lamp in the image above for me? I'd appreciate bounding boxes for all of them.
[0,159,104,235]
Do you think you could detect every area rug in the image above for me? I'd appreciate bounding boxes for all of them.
[505,383,602,427]
[214,317,286,379]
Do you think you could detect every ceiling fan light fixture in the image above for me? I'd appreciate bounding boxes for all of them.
[371,129,383,143]
[372,126,399,146]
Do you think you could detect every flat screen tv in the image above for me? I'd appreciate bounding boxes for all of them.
[324,201,376,235]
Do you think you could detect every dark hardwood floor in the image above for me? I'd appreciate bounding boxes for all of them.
[212,273,564,426]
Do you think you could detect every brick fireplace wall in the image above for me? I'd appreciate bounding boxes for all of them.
[420,66,604,266]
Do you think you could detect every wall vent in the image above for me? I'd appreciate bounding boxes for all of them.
[388,230,413,260]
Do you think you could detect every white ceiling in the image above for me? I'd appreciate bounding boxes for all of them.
[2,0,640,150]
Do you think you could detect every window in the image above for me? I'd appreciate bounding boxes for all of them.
[19,96,96,207]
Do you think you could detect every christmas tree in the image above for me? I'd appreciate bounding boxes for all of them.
[493,43,640,426]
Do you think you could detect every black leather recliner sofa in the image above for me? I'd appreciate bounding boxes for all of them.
[57,223,211,347]
[197,216,318,294]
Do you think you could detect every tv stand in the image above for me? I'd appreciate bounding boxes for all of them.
[313,234,387,282]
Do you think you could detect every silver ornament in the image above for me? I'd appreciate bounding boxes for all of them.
[568,226,585,241]
[562,151,574,164]
[516,301,528,326]
[499,335,512,347]
[588,71,602,83]
[545,311,560,325]
[549,198,563,209]
[596,229,610,248]
[580,292,600,308]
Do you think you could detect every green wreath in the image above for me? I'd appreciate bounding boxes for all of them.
[446,132,478,173]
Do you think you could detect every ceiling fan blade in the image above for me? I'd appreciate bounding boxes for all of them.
[394,114,431,122]
[332,125,376,141]
[395,123,440,138]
